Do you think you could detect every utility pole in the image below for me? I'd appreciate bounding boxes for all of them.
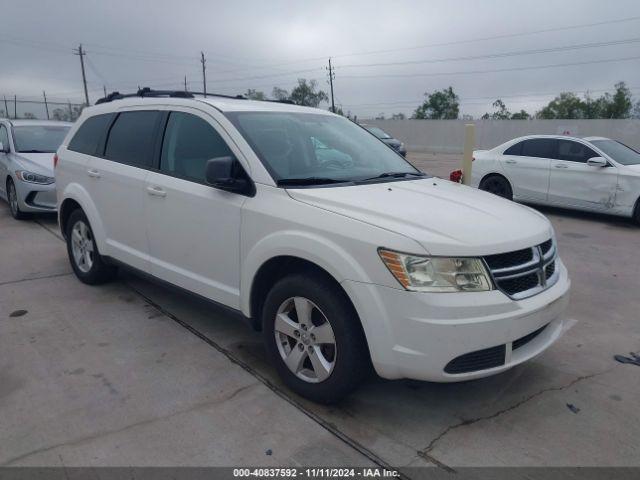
[68,101,73,120]
[103,85,107,98]
[184,75,188,92]
[200,52,207,97]
[74,44,90,106]
[14,95,17,119]
[43,91,50,120]
[327,58,336,113]
[3,96,9,119]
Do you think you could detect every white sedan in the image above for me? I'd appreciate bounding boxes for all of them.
[470,135,640,224]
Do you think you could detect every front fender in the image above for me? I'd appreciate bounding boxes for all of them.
[240,229,373,317]
[60,183,108,254]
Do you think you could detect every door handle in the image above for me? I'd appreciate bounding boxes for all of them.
[146,185,167,197]
[554,163,569,169]
[87,169,101,178]
[504,159,517,165]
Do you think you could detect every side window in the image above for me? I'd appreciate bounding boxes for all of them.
[557,140,597,163]
[104,111,162,168]
[0,125,9,151]
[68,113,114,155]
[521,138,556,159]
[160,112,233,182]
[503,141,523,156]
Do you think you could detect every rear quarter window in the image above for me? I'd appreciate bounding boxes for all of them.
[503,141,523,156]
[68,113,115,155]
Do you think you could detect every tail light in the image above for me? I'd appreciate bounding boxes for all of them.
[53,153,59,168]
[450,169,463,183]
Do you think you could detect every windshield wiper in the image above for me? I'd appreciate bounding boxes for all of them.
[359,171,426,182]
[277,177,350,186]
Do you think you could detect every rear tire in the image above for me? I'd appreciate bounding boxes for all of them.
[6,178,28,220]
[65,209,117,285]
[633,199,640,226]
[262,273,369,404]
[479,174,513,201]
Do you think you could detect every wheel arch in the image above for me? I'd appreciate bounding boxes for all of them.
[58,184,108,253]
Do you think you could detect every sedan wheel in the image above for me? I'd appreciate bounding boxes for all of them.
[480,175,513,200]
[7,179,26,220]
[274,296,336,383]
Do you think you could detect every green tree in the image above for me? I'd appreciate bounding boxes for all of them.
[271,87,289,101]
[413,87,459,119]
[510,110,531,120]
[537,92,585,119]
[391,112,406,120]
[245,89,266,100]
[632,100,640,119]
[289,79,328,107]
[601,81,633,119]
[482,99,511,120]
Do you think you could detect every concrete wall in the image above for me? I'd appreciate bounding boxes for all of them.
[365,119,640,154]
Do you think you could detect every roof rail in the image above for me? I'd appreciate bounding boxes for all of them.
[95,88,194,104]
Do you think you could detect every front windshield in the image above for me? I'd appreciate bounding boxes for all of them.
[365,126,392,139]
[226,112,419,184]
[13,125,70,153]
[591,139,640,166]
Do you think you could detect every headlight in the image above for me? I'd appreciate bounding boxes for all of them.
[378,248,493,292]
[15,170,54,185]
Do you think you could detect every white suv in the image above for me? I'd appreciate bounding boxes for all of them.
[56,90,571,403]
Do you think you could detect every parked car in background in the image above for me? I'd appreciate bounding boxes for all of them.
[0,119,72,219]
[56,90,570,403]
[470,135,640,224]
[362,124,407,156]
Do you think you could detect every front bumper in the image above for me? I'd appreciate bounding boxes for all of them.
[14,178,57,212]
[342,258,571,382]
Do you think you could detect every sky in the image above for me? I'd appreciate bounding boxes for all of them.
[2,0,640,119]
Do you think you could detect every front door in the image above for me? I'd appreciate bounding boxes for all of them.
[144,109,245,308]
[548,139,619,212]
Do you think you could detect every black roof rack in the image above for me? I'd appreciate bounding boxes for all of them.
[95,87,247,105]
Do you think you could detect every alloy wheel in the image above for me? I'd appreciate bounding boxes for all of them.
[274,296,337,383]
[8,181,19,216]
[71,220,95,273]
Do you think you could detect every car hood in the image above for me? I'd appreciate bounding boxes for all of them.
[287,178,553,256]
[13,153,55,176]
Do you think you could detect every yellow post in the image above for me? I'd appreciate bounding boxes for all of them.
[462,123,475,186]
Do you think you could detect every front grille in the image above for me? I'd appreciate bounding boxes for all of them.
[485,247,532,270]
[513,324,548,350]
[484,238,557,299]
[444,344,506,374]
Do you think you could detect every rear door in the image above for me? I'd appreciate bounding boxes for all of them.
[548,139,619,211]
[500,139,554,203]
[87,110,163,270]
[144,108,245,308]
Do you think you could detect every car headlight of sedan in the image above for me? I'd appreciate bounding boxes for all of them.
[378,248,493,292]
[15,170,54,185]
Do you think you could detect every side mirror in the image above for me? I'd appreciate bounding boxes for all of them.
[586,156,608,167]
[205,156,254,195]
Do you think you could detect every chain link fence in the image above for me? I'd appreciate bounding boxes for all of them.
[1,96,85,122]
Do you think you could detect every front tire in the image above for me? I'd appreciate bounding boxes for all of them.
[7,178,28,220]
[262,273,369,404]
[633,199,640,226]
[479,174,513,201]
[66,209,117,284]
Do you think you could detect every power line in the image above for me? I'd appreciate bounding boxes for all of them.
[337,37,640,70]
[339,55,640,80]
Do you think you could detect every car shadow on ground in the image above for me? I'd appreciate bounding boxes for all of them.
[527,204,637,230]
